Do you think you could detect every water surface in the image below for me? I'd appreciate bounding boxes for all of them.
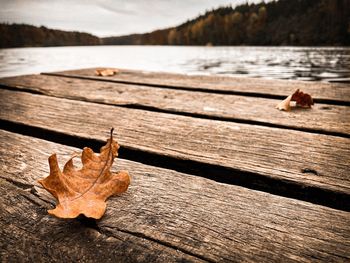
[1,46,349,83]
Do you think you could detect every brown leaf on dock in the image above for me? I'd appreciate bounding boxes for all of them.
[38,128,130,219]
[95,68,119,77]
[291,89,314,107]
[276,89,314,111]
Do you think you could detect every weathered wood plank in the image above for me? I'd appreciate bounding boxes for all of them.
[1,74,349,136]
[1,89,349,198]
[1,130,349,262]
[0,182,204,263]
[45,68,350,104]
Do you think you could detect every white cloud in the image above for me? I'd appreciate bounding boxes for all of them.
[0,0,267,37]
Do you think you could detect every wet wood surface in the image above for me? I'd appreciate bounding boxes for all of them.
[0,68,349,262]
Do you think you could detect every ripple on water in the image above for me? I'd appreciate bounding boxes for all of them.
[0,46,349,82]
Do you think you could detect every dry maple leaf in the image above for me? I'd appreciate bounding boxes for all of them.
[95,68,119,77]
[38,128,130,219]
[276,89,314,111]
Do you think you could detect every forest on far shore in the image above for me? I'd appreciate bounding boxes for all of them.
[104,0,350,46]
[0,24,100,48]
[1,0,349,48]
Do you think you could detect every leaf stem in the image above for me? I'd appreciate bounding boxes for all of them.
[110,127,114,139]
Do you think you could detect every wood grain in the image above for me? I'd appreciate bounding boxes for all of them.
[0,182,204,263]
[1,130,350,262]
[45,68,350,104]
[1,74,349,136]
[1,89,349,197]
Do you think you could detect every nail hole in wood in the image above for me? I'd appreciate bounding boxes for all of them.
[301,168,319,176]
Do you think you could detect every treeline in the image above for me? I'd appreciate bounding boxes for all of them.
[0,23,101,48]
[1,0,349,48]
[104,0,350,46]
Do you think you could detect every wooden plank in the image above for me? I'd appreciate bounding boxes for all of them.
[45,68,350,104]
[1,130,350,262]
[0,181,206,263]
[1,74,349,137]
[1,89,349,199]
[0,185,203,263]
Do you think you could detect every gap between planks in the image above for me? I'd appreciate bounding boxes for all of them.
[1,129,350,262]
[43,67,350,105]
[0,88,349,211]
[0,74,349,138]
[1,119,349,212]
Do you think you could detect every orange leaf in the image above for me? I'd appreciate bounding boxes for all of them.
[38,129,130,219]
[276,89,314,111]
[95,68,119,77]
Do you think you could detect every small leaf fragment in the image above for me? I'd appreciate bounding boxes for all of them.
[38,129,130,219]
[95,68,119,77]
[276,89,314,111]
[275,94,293,111]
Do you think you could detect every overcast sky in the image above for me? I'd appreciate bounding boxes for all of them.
[0,0,266,37]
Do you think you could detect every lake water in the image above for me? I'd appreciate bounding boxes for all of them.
[1,46,349,83]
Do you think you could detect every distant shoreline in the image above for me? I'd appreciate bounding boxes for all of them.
[102,0,349,47]
[0,23,101,48]
[2,44,350,49]
[1,0,349,48]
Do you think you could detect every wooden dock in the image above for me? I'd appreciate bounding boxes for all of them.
[0,68,349,262]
